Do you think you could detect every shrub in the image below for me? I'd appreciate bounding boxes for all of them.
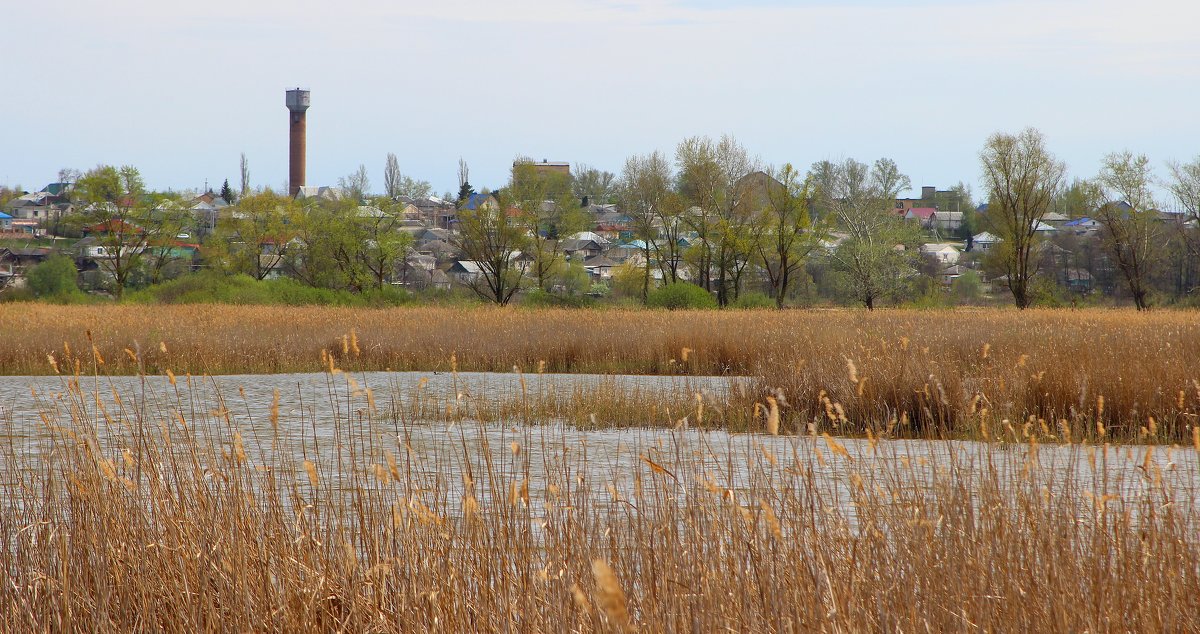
[125,271,417,307]
[646,282,717,310]
[731,291,776,309]
[951,270,984,303]
[610,262,647,299]
[26,255,83,300]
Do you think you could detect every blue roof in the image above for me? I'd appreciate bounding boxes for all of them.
[0,211,12,220]
[1063,217,1093,226]
[462,193,492,210]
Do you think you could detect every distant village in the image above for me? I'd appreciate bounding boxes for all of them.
[3,102,1199,309]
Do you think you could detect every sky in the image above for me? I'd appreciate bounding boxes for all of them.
[4,0,1198,201]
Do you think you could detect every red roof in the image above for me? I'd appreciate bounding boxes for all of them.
[905,207,937,220]
[89,219,144,234]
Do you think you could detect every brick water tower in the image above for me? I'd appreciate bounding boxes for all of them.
[285,88,311,197]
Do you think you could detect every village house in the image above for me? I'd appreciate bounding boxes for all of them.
[1063,217,1101,234]
[894,186,970,217]
[1040,211,1071,226]
[560,237,606,260]
[920,243,961,265]
[939,264,966,286]
[582,254,617,282]
[0,246,53,274]
[447,260,485,285]
[2,183,74,235]
[931,210,964,233]
[903,207,938,227]
[971,231,1000,252]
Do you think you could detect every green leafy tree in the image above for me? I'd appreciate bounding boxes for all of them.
[287,199,392,292]
[948,182,977,240]
[211,191,301,280]
[951,269,984,304]
[750,164,822,308]
[510,161,587,292]
[357,203,414,290]
[1053,178,1095,217]
[70,165,157,298]
[142,197,195,284]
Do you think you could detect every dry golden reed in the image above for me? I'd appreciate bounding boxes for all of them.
[5,369,1197,633]
[2,305,1200,443]
[591,559,633,632]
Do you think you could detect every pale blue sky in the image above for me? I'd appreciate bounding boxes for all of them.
[3,0,1197,200]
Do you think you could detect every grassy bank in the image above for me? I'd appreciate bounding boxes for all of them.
[2,376,1198,631]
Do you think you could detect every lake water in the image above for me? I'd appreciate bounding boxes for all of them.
[1,371,1197,522]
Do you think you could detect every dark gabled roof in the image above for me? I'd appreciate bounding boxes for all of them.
[560,238,602,252]
[448,260,484,274]
[39,182,71,196]
[583,255,617,268]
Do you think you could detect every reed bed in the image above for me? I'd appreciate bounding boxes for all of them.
[2,371,1199,632]
[3,304,1199,442]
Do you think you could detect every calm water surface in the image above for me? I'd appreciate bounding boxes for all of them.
[1,371,1197,520]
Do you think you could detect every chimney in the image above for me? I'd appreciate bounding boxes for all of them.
[285,88,311,197]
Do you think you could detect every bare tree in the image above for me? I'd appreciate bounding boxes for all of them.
[56,167,81,188]
[457,158,474,202]
[1168,157,1200,219]
[824,158,920,310]
[979,128,1066,309]
[1094,151,1160,310]
[573,164,616,204]
[338,164,371,202]
[451,191,528,305]
[1167,157,1200,257]
[384,153,402,199]
[620,151,678,301]
[239,153,250,196]
[675,135,758,305]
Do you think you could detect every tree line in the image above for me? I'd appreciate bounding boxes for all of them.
[31,128,1200,309]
